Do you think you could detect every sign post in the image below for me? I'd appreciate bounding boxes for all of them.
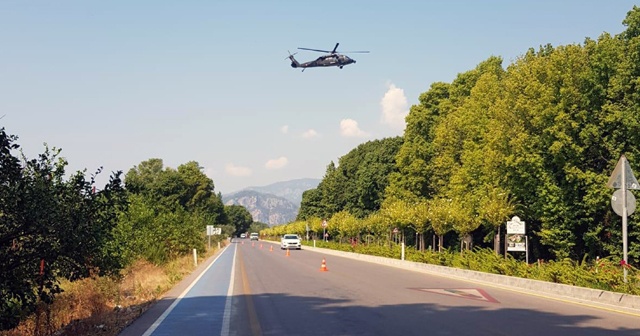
[606,154,639,283]
[206,225,221,249]
[322,220,328,242]
[306,223,310,241]
[506,216,527,264]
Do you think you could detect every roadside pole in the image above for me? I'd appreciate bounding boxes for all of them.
[622,161,628,283]
[607,154,639,283]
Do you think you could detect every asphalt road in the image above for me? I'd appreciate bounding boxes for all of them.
[121,240,640,336]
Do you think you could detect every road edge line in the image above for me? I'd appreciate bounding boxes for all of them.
[142,244,233,336]
[221,244,237,336]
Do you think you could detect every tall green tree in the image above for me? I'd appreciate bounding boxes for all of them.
[0,128,126,330]
[300,137,402,220]
[225,205,254,236]
[120,159,226,264]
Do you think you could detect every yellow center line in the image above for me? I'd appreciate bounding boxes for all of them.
[238,247,263,336]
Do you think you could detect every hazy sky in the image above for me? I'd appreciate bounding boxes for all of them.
[1,1,636,194]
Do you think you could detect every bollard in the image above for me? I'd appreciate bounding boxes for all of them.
[193,248,198,266]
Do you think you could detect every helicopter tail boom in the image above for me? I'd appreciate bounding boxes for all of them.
[286,51,301,68]
[289,55,301,68]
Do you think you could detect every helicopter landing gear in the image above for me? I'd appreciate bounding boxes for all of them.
[339,66,343,69]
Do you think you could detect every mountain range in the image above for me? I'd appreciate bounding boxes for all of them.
[222,178,320,226]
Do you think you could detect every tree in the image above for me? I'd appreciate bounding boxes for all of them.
[225,205,253,236]
[0,128,126,330]
[300,137,402,220]
[120,159,226,264]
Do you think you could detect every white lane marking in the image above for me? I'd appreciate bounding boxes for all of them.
[220,244,237,336]
[142,244,232,336]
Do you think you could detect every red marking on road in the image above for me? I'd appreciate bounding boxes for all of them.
[410,288,500,303]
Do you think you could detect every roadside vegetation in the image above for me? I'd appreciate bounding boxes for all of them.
[0,248,221,336]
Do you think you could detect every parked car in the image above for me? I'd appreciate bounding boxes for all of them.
[280,234,301,250]
[240,233,246,239]
[250,232,259,241]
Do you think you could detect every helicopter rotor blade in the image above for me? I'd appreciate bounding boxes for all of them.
[339,50,370,54]
[331,43,339,54]
[298,47,331,53]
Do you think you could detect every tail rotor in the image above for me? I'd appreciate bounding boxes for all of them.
[286,50,300,69]
[284,50,298,60]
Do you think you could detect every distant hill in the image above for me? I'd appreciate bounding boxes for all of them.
[222,178,321,226]
[222,190,298,226]
[244,178,321,204]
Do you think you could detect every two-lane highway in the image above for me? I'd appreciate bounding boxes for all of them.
[121,240,640,335]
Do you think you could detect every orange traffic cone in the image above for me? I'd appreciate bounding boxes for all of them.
[320,258,328,272]
[252,242,255,247]
[269,245,273,252]
[285,248,290,257]
[260,244,263,249]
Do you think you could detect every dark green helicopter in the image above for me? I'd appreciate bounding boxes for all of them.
[287,43,369,72]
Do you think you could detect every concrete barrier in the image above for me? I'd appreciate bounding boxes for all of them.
[304,245,640,312]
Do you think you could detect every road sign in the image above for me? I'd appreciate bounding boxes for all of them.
[607,155,640,190]
[322,220,327,227]
[607,154,638,283]
[206,225,221,236]
[393,227,399,234]
[612,189,636,216]
[506,216,525,234]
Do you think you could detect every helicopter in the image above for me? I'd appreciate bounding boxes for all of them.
[287,43,369,72]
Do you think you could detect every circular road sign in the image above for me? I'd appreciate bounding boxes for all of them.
[322,220,328,227]
[611,189,636,216]
[393,227,399,234]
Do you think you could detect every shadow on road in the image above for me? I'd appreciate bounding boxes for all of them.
[119,291,640,336]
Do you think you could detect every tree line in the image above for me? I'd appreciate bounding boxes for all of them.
[290,6,640,264]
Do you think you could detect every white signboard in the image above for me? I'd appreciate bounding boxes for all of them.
[507,234,526,252]
[506,216,525,234]
[207,225,221,236]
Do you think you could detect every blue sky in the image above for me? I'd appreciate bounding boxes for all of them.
[1,1,636,195]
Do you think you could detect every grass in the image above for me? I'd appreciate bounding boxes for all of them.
[1,244,223,336]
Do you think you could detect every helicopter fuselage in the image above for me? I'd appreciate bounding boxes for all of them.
[290,54,356,70]
[287,43,367,71]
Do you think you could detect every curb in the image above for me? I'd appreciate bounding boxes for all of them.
[301,244,640,312]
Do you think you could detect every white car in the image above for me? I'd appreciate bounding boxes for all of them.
[280,234,301,250]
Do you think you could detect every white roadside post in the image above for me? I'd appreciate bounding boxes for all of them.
[193,248,198,267]
[607,154,639,283]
